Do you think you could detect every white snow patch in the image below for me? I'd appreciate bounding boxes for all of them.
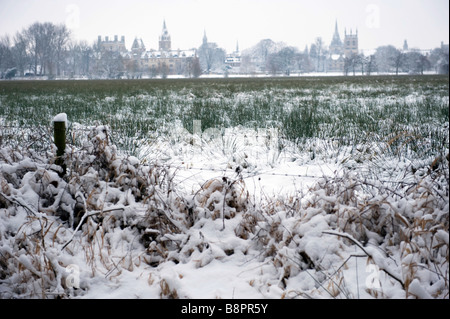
[53,112,68,125]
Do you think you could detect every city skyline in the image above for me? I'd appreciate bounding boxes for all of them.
[0,0,448,53]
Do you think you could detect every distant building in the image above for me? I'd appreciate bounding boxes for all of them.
[328,21,344,72]
[98,35,127,53]
[98,21,197,77]
[159,20,171,51]
[326,20,359,72]
[197,30,226,73]
[225,42,241,68]
[403,39,409,52]
[344,28,359,58]
[131,37,146,55]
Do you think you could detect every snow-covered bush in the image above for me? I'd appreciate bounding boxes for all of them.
[193,177,248,223]
[0,124,448,299]
[236,162,449,298]
[0,125,190,297]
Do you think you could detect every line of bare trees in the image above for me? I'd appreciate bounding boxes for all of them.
[0,21,121,79]
[0,22,71,78]
[0,21,204,79]
[1,21,449,79]
[240,38,449,76]
[369,45,448,75]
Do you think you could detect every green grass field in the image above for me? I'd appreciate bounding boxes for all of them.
[0,75,448,161]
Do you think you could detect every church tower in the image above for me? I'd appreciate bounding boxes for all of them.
[329,20,343,55]
[131,37,146,55]
[159,20,171,51]
[202,29,208,46]
[344,28,358,58]
[403,39,409,52]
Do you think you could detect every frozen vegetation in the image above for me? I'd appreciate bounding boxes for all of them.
[0,76,448,298]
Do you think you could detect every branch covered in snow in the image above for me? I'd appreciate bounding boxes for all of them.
[322,230,404,288]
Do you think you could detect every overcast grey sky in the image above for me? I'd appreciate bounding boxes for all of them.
[0,0,448,53]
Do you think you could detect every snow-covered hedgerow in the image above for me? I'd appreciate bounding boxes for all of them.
[0,125,189,297]
[236,166,449,298]
[0,125,448,298]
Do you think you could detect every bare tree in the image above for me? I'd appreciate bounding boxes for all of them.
[0,36,13,76]
[159,62,169,79]
[198,41,225,74]
[12,32,29,76]
[351,53,360,75]
[314,37,324,72]
[239,55,255,75]
[256,39,277,73]
[429,46,449,74]
[184,56,201,78]
[66,40,92,77]
[17,22,71,76]
[41,22,56,75]
[53,24,71,76]
[392,50,405,75]
[309,43,317,72]
[97,50,124,78]
[375,45,403,74]
[23,22,43,74]
[359,53,366,75]
[192,57,202,78]
[241,39,284,73]
[366,54,377,75]
[267,46,300,76]
[405,51,430,74]
[343,53,359,76]
[417,54,431,74]
[266,52,280,75]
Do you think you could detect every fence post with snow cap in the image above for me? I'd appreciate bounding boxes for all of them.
[53,113,67,176]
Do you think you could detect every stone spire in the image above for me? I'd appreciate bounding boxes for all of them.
[329,19,343,55]
[203,29,208,46]
[159,20,171,51]
[331,20,342,47]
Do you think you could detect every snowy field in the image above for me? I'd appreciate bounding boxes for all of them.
[0,75,448,299]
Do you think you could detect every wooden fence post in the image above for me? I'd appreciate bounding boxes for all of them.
[53,113,67,176]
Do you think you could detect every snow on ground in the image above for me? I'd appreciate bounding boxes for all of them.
[0,124,448,299]
[138,123,340,199]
